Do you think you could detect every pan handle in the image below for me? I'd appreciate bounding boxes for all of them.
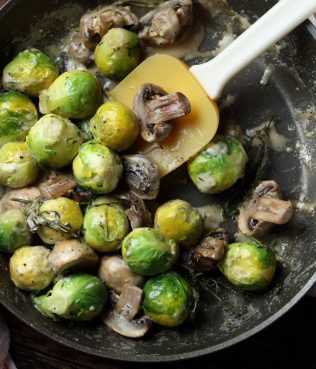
[190,0,316,100]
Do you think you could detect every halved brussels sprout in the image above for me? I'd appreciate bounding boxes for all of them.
[91,101,139,152]
[2,49,59,96]
[218,242,277,291]
[94,28,140,80]
[154,199,203,247]
[83,196,130,252]
[121,227,179,276]
[0,91,38,146]
[143,272,193,327]
[9,246,54,292]
[36,197,83,244]
[72,140,123,194]
[188,135,248,194]
[33,273,108,321]
[39,70,102,119]
[0,209,32,253]
[26,114,82,169]
[0,142,39,188]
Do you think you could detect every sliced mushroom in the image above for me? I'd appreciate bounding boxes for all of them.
[114,191,152,229]
[104,310,151,338]
[0,186,41,215]
[80,5,139,49]
[139,0,193,47]
[134,83,191,143]
[122,154,160,200]
[181,228,228,272]
[39,172,77,199]
[115,285,143,321]
[68,33,93,66]
[50,239,99,274]
[98,255,144,294]
[104,285,151,338]
[238,180,294,237]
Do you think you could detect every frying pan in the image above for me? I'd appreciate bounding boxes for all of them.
[0,0,316,362]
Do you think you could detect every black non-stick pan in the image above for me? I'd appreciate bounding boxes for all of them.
[0,0,316,362]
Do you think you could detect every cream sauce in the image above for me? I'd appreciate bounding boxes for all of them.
[246,121,288,152]
[196,204,224,231]
[260,65,274,86]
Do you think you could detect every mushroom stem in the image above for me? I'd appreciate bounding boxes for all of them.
[146,92,191,123]
[39,173,77,199]
[115,285,143,321]
[250,197,294,225]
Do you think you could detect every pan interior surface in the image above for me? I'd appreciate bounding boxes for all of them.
[0,0,316,361]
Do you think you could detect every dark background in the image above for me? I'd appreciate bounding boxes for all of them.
[2,295,316,369]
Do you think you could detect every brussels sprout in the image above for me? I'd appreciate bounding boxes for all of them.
[121,228,178,276]
[0,209,32,253]
[83,196,130,252]
[94,28,140,80]
[9,246,54,291]
[2,49,59,96]
[36,197,83,244]
[77,119,93,142]
[0,142,39,188]
[218,242,277,291]
[33,273,107,321]
[26,114,82,169]
[91,101,139,152]
[0,91,38,146]
[143,272,193,327]
[154,199,203,247]
[39,70,102,119]
[72,140,123,194]
[188,135,248,194]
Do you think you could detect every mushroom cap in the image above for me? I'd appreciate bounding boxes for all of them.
[50,239,99,274]
[133,83,191,143]
[238,180,294,236]
[113,191,152,229]
[80,5,139,49]
[122,154,160,200]
[134,84,172,143]
[139,0,193,47]
[103,310,151,338]
[98,255,144,294]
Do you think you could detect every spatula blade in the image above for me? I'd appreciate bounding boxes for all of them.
[110,54,219,177]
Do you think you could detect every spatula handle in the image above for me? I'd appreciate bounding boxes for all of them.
[190,0,316,100]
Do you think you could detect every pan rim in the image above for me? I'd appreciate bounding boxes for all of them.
[1,270,316,362]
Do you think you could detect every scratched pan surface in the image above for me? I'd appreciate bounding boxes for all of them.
[1,0,316,362]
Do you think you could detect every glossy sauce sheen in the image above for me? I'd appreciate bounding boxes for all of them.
[110,54,219,177]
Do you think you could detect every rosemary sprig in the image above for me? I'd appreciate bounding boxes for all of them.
[11,198,78,237]
[180,265,227,303]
